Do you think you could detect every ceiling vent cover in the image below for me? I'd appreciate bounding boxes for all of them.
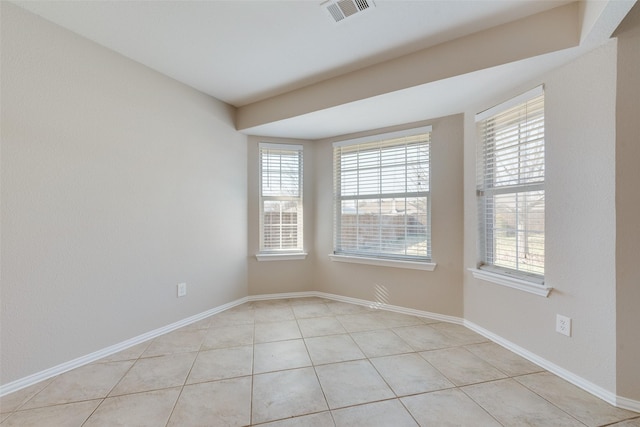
[323,0,375,23]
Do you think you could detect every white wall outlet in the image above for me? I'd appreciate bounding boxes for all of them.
[556,314,571,337]
[177,282,187,297]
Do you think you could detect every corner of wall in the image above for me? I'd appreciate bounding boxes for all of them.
[614,1,640,403]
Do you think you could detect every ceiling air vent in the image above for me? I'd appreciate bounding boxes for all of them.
[323,0,375,23]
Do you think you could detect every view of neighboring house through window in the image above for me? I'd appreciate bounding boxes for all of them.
[476,86,545,280]
[333,127,431,261]
[259,143,303,253]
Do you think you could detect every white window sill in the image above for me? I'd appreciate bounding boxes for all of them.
[329,254,436,271]
[256,252,308,261]
[468,268,552,297]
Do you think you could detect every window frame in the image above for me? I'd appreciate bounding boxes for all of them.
[331,126,434,268]
[472,86,550,296]
[258,142,305,260]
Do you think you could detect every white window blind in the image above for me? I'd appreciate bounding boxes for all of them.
[333,128,431,261]
[476,87,545,279]
[259,143,303,252]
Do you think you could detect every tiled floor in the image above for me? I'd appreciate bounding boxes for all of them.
[1,297,639,426]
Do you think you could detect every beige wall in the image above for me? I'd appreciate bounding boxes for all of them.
[247,136,315,295]
[614,3,640,402]
[0,3,248,385]
[463,40,618,392]
[313,116,464,316]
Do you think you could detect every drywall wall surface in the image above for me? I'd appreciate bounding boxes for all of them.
[313,115,464,316]
[463,40,618,392]
[614,2,640,402]
[0,3,248,385]
[247,136,315,295]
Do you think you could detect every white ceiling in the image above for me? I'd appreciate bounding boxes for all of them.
[13,0,636,140]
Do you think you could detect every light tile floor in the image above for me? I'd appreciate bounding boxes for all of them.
[1,297,639,426]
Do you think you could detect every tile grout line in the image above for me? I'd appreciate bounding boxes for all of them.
[513,375,614,427]
[0,346,128,416]
[1,379,54,416]
[456,382,509,427]
[306,305,421,424]
[293,303,336,426]
[250,307,256,426]
[396,397,423,427]
[599,416,640,427]
[162,321,209,427]
[306,305,545,426]
[80,361,132,427]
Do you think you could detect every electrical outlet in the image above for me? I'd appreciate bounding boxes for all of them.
[177,282,187,297]
[556,314,571,337]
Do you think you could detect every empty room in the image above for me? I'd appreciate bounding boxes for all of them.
[1,0,639,425]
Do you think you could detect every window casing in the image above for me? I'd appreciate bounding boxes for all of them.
[259,143,303,253]
[476,87,545,281]
[333,127,431,262]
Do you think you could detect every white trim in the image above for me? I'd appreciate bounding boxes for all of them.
[313,291,463,325]
[256,252,308,261]
[246,291,318,302]
[4,290,639,413]
[329,254,436,271]
[616,395,640,413]
[463,320,637,411]
[468,268,552,297]
[248,291,460,324]
[480,182,545,196]
[0,291,453,397]
[332,125,432,148]
[258,142,303,151]
[475,85,544,122]
[0,297,248,397]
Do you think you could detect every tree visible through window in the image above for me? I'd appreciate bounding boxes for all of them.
[259,143,303,252]
[477,87,545,279]
[333,128,431,261]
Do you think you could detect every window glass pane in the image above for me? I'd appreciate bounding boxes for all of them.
[337,197,428,257]
[490,116,544,188]
[340,169,358,196]
[358,166,381,195]
[478,91,544,278]
[262,200,301,250]
[261,151,301,197]
[334,132,431,261]
[259,145,303,252]
[489,191,544,275]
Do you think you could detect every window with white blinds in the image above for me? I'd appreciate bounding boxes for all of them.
[476,86,545,280]
[333,127,431,261]
[259,143,303,253]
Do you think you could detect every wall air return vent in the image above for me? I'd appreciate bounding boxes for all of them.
[323,0,375,23]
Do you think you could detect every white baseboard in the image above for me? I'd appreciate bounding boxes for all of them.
[0,291,458,397]
[0,297,248,397]
[464,320,640,413]
[312,291,464,325]
[246,290,463,325]
[617,396,640,413]
[3,291,639,413]
[246,291,318,302]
